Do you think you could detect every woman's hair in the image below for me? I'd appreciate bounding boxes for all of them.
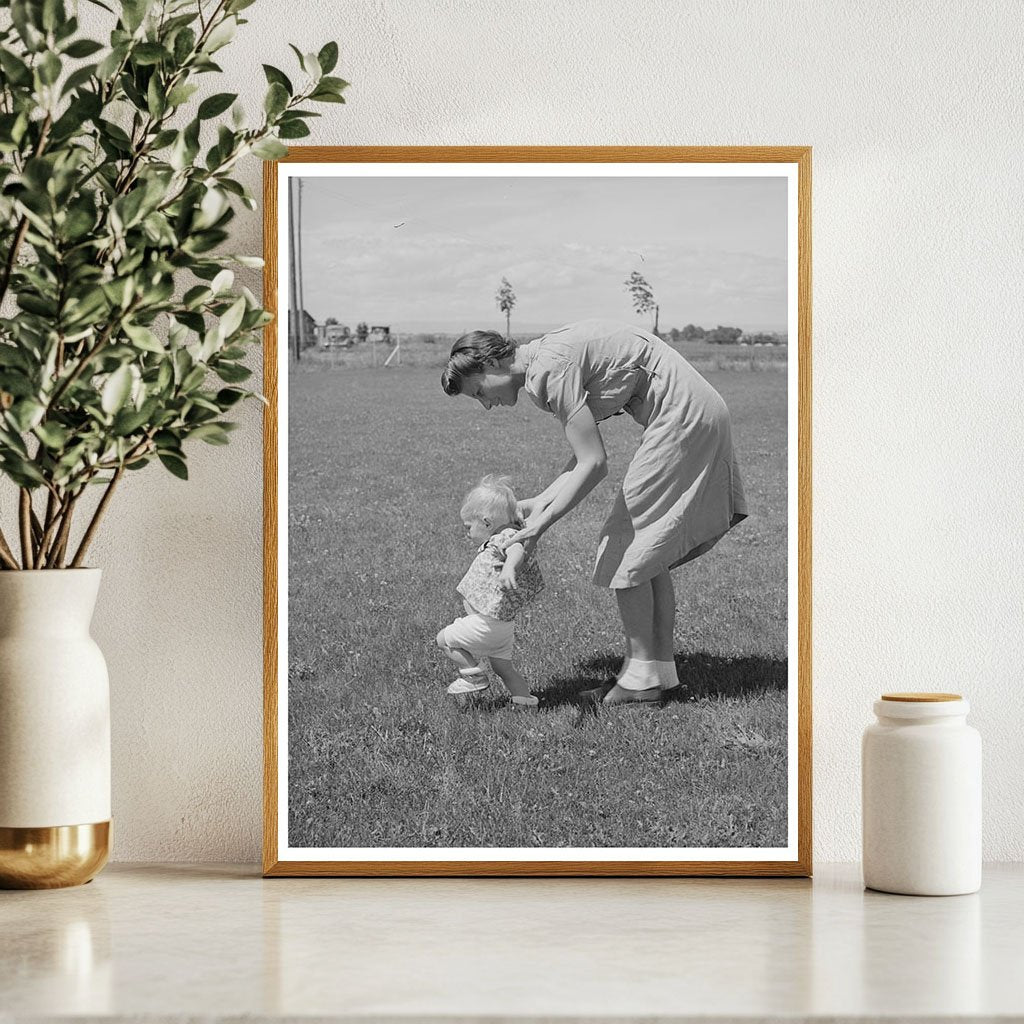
[460,474,517,524]
[441,330,516,396]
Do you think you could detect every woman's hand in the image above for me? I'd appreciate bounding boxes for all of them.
[501,524,541,557]
[515,496,540,522]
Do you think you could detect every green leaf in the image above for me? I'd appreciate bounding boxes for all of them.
[158,452,188,479]
[300,51,321,80]
[166,82,199,107]
[38,51,62,86]
[112,405,151,436]
[214,362,251,383]
[9,399,45,432]
[319,76,349,93]
[215,387,247,408]
[189,422,230,445]
[262,64,292,94]
[203,16,236,53]
[61,63,98,96]
[218,296,246,339]
[317,41,339,75]
[101,365,133,415]
[310,88,346,104]
[10,1,44,51]
[198,91,237,119]
[123,322,164,353]
[0,49,33,86]
[278,120,310,140]
[121,0,152,33]
[263,82,288,117]
[63,38,104,58]
[1,456,46,487]
[132,42,168,66]
[210,269,234,294]
[173,27,196,65]
[226,0,257,11]
[143,74,165,118]
[251,137,287,160]
[181,365,206,391]
[34,421,70,449]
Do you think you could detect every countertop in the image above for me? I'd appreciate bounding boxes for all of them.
[3,863,1022,1022]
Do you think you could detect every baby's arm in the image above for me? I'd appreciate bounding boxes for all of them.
[498,542,526,590]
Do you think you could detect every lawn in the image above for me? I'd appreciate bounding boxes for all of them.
[286,362,789,850]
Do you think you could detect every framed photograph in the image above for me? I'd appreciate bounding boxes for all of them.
[263,147,811,877]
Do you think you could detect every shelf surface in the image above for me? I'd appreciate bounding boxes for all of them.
[2,862,1022,1021]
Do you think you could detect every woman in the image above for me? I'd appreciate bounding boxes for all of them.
[441,319,748,704]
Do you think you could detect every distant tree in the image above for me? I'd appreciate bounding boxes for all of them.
[681,323,706,341]
[325,316,338,326]
[496,277,517,339]
[668,327,680,343]
[624,270,659,335]
[706,325,744,345]
[356,322,368,343]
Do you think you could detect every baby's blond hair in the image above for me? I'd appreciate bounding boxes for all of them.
[460,474,517,525]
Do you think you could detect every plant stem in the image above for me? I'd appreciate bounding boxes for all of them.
[45,492,79,569]
[18,489,34,569]
[70,466,123,568]
[35,487,65,566]
[29,506,43,546]
[0,527,19,570]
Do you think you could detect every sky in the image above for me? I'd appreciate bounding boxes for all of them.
[293,174,789,334]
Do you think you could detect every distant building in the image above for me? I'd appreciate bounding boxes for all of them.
[288,308,318,352]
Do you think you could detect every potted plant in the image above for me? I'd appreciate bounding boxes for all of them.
[0,0,345,887]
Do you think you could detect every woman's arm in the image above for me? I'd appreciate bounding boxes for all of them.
[518,456,576,521]
[507,407,607,553]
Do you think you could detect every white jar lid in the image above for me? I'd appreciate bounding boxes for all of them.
[875,693,969,718]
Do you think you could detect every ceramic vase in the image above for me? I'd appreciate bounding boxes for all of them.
[0,569,111,888]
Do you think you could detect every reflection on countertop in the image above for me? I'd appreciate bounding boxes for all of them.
[2,863,1022,1019]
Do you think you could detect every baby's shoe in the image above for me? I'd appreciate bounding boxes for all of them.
[446,663,489,695]
[511,695,539,708]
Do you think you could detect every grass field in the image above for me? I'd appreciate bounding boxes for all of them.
[286,361,789,850]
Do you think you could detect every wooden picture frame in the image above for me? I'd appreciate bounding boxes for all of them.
[263,147,812,877]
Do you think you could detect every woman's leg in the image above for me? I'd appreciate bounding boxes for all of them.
[603,583,661,700]
[651,571,680,690]
[616,581,657,661]
[651,572,676,662]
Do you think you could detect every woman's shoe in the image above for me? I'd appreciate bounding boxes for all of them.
[601,682,664,706]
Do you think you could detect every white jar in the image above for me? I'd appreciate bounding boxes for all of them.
[862,692,981,896]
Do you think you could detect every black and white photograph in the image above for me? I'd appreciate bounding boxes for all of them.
[266,149,810,875]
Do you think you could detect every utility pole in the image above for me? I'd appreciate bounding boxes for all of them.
[290,178,309,362]
[288,178,298,360]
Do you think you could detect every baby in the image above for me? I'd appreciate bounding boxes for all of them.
[436,475,544,707]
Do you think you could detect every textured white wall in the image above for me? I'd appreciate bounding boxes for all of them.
[76,0,1024,862]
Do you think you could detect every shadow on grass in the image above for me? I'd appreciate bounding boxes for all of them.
[538,650,787,715]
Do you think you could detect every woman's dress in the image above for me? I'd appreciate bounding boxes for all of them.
[523,319,748,589]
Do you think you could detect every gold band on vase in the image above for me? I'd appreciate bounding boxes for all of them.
[0,821,110,889]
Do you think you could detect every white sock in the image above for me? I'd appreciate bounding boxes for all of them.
[656,660,679,689]
[617,658,660,691]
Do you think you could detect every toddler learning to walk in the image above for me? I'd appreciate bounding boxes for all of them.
[436,475,544,707]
